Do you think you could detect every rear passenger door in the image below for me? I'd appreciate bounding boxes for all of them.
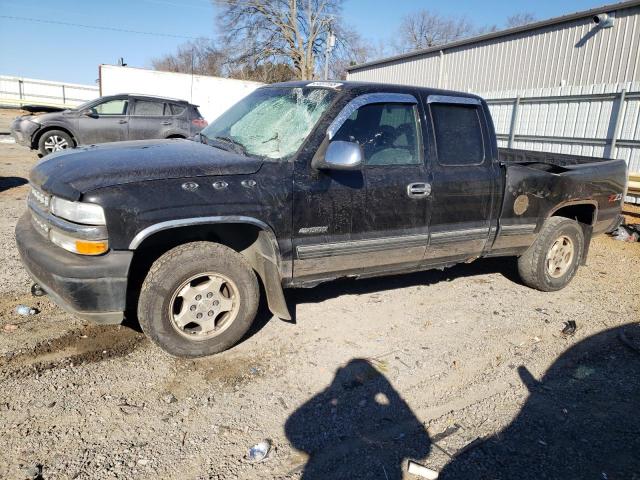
[424,96,498,261]
[128,99,173,140]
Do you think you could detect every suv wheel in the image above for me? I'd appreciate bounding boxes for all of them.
[38,130,74,156]
[517,217,585,291]
[137,242,259,357]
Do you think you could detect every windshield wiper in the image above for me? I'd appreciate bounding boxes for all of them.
[212,136,247,155]
[192,132,208,144]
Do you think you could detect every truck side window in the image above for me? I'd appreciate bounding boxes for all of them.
[431,104,484,166]
[333,103,421,166]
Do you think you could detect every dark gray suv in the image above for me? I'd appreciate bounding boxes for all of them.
[10,94,207,156]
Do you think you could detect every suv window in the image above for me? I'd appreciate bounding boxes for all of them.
[430,104,484,166]
[133,100,165,116]
[93,99,128,115]
[333,103,421,166]
[170,104,186,116]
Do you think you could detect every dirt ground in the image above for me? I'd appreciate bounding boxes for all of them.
[0,112,639,479]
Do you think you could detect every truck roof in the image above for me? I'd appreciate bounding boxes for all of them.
[264,80,484,102]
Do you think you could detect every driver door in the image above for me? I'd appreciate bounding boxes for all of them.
[77,97,130,144]
[292,93,430,283]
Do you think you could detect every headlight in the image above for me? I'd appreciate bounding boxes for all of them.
[50,197,106,225]
[30,116,41,124]
[49,229,109,255]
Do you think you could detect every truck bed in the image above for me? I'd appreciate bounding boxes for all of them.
[493,147,627,251]
[499,147,615,167]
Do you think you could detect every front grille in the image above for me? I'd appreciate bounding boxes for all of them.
[29,186,50,211]
[31,211,50,237]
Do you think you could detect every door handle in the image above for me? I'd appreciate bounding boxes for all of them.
[161,121,172,125]
[119,119,128,124]
[407,182,431,198]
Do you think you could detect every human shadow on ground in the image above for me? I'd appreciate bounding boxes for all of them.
[285,358,430,479]
[0,176,28,193]
[439,323,640,479]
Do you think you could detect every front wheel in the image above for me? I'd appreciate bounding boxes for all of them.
[137,242,259,357]
[38,130,74,156]
[517,217,585,291]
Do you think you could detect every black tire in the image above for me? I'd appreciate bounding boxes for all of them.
[137,241,259,358]
[38,129,74,156]
[517,217,585,292]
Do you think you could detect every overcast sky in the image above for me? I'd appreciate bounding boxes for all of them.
[0,0,607,84]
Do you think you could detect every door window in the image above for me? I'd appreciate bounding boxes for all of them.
[333,103,422,166]
[430,104,484,166]
[170,104,186,116]
[133,100,165,116]
[93,99,128,115]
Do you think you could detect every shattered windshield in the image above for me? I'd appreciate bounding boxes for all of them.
[201,87,336,160]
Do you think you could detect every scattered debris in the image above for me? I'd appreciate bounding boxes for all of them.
[162,393,178,404]
[431,424,461,443]
[3,324,18,332]
[22,463,43,480]
[608,220,640,242]
[572,365,595,380]
[247,440,271,462]
[31,283,46,297]
[15,305,39,316]
[561,321,577,336]
[407,460,439,479]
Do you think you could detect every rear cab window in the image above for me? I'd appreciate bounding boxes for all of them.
[430,103,485,166]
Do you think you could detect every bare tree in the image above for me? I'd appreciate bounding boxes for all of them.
[214,0,346,80]
[396,10,476,52]
[505,12,537,28]
[152,38,226,77]
[228,61,297,83]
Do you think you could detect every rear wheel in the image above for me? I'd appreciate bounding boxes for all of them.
[137,242,259,357]
[38,130,74,156]
[517,217,585,291]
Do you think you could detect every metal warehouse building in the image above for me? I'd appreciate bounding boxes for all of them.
[347,0,640,201]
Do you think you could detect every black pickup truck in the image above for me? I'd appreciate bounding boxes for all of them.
[16,81,627,357]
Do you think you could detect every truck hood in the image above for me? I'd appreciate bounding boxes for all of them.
[30,139,263,201]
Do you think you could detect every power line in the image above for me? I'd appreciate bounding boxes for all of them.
[0,15,208,40]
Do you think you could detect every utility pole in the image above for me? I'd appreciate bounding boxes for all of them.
[324,28,336,80]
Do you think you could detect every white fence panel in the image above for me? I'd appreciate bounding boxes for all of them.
[0,75,98,108]
[99,65,262,122]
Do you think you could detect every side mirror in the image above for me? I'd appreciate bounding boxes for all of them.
[82,109,97,118]
[313,140,363,171]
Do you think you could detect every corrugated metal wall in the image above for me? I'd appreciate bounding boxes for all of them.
[347,3,640,201]
[486,82,640,172]
[348,4,640,93]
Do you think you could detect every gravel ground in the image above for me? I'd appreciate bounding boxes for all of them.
[0,119,639,479]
